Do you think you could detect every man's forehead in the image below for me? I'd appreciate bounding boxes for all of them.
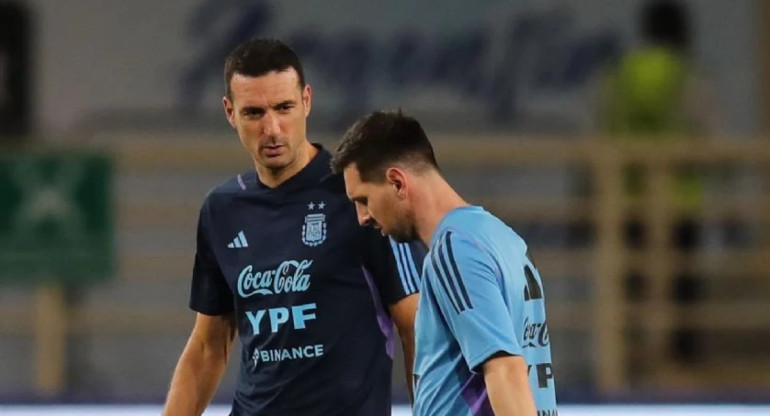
[230,70,302,103]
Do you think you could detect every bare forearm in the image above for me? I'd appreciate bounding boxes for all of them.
[400,332,415,403]
[389,294,419,405]
[163,339,229,416]
[486,376,536,416]
[484,356,536,416]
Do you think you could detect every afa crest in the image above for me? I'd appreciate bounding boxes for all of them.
[302,213,327,247]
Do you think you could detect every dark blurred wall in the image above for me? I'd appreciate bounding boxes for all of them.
[0,2,31,139]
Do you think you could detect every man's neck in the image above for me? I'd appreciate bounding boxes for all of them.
[414,173,468,247]
[256,142,318,188]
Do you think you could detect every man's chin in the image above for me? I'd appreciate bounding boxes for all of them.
[257,156,290,170]
[387,231,417,244]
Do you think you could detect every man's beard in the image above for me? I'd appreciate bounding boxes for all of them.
[389,226,418,243]
[387,211,419,243]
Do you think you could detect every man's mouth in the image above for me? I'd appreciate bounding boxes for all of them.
[262,144,285,157]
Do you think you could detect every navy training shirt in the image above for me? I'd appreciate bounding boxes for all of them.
[189,146,425,416]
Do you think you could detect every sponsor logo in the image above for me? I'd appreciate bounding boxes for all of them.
[237,260,312,298]
[252,343,324,367]
[227,230,248,248]
[245,303,317,335]
[527,362,555,389]
[523,265,543,301]
[523,317,550,348]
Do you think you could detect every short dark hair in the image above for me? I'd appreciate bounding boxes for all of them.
[332,110,439,182]
[223,38,306,100]
[641,0,690,51]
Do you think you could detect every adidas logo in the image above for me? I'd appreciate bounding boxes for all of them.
[227,231,249,249]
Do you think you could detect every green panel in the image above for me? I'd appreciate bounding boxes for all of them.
[0,151,114,285]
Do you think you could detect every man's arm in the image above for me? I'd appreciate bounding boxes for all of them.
[426,231,536,412]
[483,354,537,416]
[362,233,425,402]
[163,312,237,416]
[389,293,419,403]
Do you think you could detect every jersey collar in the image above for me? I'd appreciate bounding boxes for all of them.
[254,144,332,194]
[430,205,484,247]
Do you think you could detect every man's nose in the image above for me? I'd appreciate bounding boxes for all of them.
[355,204,371,227]
[262,111,281,135]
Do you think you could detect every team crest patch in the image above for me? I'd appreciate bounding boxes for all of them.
[302,213,327,246]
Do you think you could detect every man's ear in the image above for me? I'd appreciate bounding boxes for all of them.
[223,96,236,128]
[302,84,312,117]
[385,167,408,199]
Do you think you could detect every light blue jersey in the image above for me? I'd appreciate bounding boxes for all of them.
[413,206,557,416]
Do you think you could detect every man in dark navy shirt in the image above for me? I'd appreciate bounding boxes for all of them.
[162,39,423,416]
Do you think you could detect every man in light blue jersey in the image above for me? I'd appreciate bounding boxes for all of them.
[332,111,558,416]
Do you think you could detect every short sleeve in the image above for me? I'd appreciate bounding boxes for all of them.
[189,199,234,316]
[426,230,521,372]
[361,228,425,306]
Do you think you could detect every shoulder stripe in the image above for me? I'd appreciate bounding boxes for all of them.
[398,243,418,293]
[429,246,462,314]
[389,239,411,294]
[436,237,470,313]
[390,239,415,294]
[444,232,473,310]
[403,243,422,286]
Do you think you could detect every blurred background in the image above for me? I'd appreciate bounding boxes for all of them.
[0,0,768,414]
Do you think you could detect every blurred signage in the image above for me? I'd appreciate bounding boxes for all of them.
[0,152,113,284]
[178,0,620,127]
[0,2,31,137]
[31,0,759,133]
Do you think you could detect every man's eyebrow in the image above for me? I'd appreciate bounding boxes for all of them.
[272,100,296,108]
[240,105,265,114]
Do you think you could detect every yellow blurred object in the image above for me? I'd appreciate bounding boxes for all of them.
[604,46,703,209]
[607,47,688,135]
